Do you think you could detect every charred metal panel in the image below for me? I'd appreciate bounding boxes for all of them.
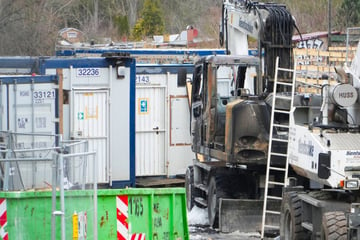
[225,99,270,165]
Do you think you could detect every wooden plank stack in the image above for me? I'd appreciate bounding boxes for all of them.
[293,46,357,93]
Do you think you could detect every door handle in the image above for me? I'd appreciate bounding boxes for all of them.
[153,126,159,135]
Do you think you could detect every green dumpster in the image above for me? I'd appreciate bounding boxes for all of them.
[0,188,189,240]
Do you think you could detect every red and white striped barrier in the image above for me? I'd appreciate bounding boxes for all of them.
[117,195,129,240]
[130,233,145,240]
[117,195,145,240]
[0,199,8,240]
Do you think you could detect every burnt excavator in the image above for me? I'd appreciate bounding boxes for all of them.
[183,0,297,233]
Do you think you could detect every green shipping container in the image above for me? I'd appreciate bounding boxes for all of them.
[0,188,189,240]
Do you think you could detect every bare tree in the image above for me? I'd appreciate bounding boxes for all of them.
[0,0,349,55]
[0,0,26,31]
[0,0,61,55]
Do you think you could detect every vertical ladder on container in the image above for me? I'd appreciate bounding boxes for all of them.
[261,56,296,239]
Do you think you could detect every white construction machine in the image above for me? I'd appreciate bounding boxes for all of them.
[274,39,360,240]
[185,0,360,238]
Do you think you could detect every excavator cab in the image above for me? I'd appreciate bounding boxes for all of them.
[190,54,272,166]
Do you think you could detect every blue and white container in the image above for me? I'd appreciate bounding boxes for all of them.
[42,57,136,188]
[0,56,136,188]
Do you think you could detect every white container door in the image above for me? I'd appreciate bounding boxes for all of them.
[136,85,166,176]
[6,83,57,190]
[72,90,109,183]
[170,96,192,146]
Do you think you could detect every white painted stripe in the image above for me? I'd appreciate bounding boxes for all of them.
[117,219,128,239]
[132,233,146,240]
[116,196,128,218]
[0,200,6,217]
[0,222,7,238]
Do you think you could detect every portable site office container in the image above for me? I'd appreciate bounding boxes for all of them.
[42,57,136,188]
[0,56,136,188]
[0,75,58,190]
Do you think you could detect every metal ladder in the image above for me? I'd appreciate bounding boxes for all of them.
[261,56,296,239]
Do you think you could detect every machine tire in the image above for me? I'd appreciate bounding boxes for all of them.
[280,192,308,239]
[185,166,195,211]
[207,175,227,229]
[207,176,218,228]
[321,211,347,240]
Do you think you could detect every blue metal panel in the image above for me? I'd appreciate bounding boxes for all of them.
[56,48,227,57]
[111,180,135,188]
[39,57,134,74]
[128,58,136,187]
[0,56,133,75]
[0,57,40,68]
[55,48,264,57]
[0,75,58,84]
[136,64,194,74]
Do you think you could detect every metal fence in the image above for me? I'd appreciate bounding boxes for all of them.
[0,131,98,240]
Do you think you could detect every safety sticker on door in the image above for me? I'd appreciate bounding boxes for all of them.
[78,112,84,120]
[138,98,149,114]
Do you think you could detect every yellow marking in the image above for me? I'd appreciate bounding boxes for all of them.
[85,106,98,119]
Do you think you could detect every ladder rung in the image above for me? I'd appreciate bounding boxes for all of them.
[269,166,287,171]
[263,224,280,230]
[270,152,287,158]
[273,124,289,129]
[194,197,207,208]
[262,59,292,240]
[277,67,294,72]
[267,195,283,201]
[275,95,292,100]
[265,210,281,215]
[268,181,285,186]
[195,183,208,194]
[274,109,290,114]
[272,138,288,143]
[276,81,293,87]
